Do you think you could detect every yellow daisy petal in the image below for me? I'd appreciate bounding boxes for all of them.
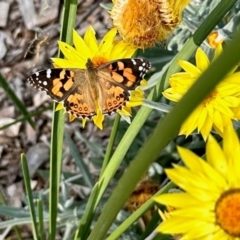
[127,91,144,107]
[177,60,201,78]
[55,102,64,111]
[158,217,214,235]
[58,41,85,62]
[83,26,98,56]
[69,113,77,122]
[195,48,210,72]
[165,167,224,200]
[200,115,213,141]
[222,72,240,85]
[73,29,92,59]
[154,192,200,208]
[183,222,217,239]
[218,96,240,108]
[213,99,235,117]
[212,110,224,133]
[119,44,137,58]
[154,125,240,239]
[118,107,131,116]
[206,134,228,176]
[170,206,215,221]
[140,79,148,86]
[92,102,104,130]
[81,118,87,128]
[162,89,182,102]
[197,106,208,130]
[109,41,137,60]
[51,58,85,68]
[223,125,240,185]
[177,146,204,172]
[180,107,201,136]
[98,28,117,56]
[92,113,104,130]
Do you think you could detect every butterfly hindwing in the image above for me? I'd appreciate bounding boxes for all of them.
[27,69,76,101]
[63,88,97,119]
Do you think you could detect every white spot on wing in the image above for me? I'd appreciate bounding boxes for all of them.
[131,59,137,65]
[46,69,52,78]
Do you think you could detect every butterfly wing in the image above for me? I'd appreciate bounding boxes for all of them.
[27,58,151,119]
[97,58,151,114]
[27,69,76,101]
[28,68,97,118]
[63,87,97,119]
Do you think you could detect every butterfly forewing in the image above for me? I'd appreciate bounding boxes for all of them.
[98,58,151,114]
[27,69,76,101]
[104,58,151,90]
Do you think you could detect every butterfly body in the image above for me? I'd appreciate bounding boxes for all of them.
[27,58,151,119]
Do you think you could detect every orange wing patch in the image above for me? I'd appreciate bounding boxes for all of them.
[65,93,96,118]
[123,68,136,82]
[52,78,64,98]
[102,85,127,114]
[111,71,124,83]
[51,70,75,98]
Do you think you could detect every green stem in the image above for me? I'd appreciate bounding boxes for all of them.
[48,1,77,239]
[100,114,121,177]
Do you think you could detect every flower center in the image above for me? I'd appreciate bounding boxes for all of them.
[92,56,108,68]
[203,91,217,106]
[111,0,181,48]
[215,188,240,237]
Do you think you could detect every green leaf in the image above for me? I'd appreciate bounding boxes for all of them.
[74,182,101,240]
[21,154,39,240]
[0,73,35,128]
[65,132,94,188]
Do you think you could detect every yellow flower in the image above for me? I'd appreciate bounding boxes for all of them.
[110,0,190,48]
[163,45,240,140]
[154,124,240,239]
[52,26,144,129]
[207,31,225,49]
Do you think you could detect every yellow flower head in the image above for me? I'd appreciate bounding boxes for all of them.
[163,44,240,140]
[52,27,148,129]
[110,0,190,48]
[154,124,240,239]
[207,31,225,49]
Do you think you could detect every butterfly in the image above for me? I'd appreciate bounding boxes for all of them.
[27,58,151,119]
